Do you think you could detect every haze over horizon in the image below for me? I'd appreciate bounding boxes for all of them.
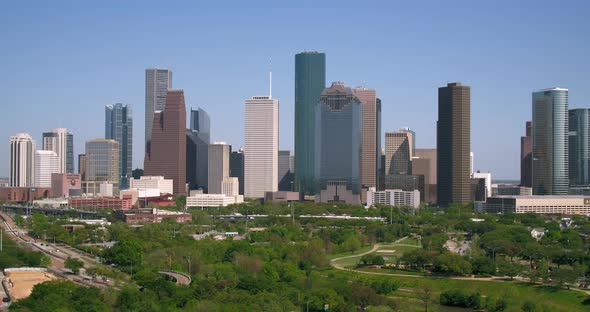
[2,0,589,180]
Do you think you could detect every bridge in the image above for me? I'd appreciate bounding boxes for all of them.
[1,205,102,217]
[158,271,191,285]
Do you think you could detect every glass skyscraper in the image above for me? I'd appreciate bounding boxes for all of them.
[186,108,210,191]
[295,51,325,196]
[315,82,362,195]
[532,88,569,195]
[105,103,133,189]
[569,108,590,187]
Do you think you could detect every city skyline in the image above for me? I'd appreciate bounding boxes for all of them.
[2,1,590,180]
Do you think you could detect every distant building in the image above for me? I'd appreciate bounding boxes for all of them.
[145,68,173,150]
[0,187,52,203]
[186,193,244,207]
[208,142,230,194]
[569,108,590,188]
[129,176,173,195]
[120,208,192,224]
[412,149,437,203]
[437,82,471,206]
[105,103,133,189]
[493,184,532,196]
[83,139,119,195]
[530,228,546,240]
[315,181,360,205]
[51,173,82,198]
[532,88,569,195]
[294,51,326,196]
[315,82,362,198]
[244,95,279,198]
[520,121,532,187]
[278,150,294,191]
[68,196,132,210]
[264,191,299,203]
[42,128,74,174]
[385,130,412,175]
[384,174,423,194]
[484,195,590,215]
[354,87,379,189]
[366,187,420,209]
[9,133,35,187]
[144,89,187,196]
[34,150,58,188]
[472,172,492,198]
[230,149,244,195]
[186,108,210,191]
[221,177,240,197]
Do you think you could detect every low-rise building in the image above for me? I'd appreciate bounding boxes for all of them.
[484,195,590,215]
[315,181,360,205]
[68,196,132,210]
[365,188,420,209]
[119,208,192,224]
[33,198,68,208]
[129,176,173,195]
[264,191,299,203]
[186,193,244,208]
[530,227,546,240]
[51,173,82,198]
[0,187,52,203]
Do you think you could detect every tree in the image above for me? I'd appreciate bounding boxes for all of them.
[419,285,433,312]
[65,257,84,274]
[550,266,579,289]
[342,235,361,254]
[497,259,522,280]
[433,253,472,275]
[522,301,537,312]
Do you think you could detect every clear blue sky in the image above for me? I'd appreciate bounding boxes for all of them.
[1,0,589,179]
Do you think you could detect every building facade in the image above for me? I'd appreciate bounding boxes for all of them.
[208,142,230,194]
[437,82,471,206]
[144,89,187,196]
[354,87,379,189]
[366,188,420,209]
[230,149,244,195]
[295,51,326,196]
[51,173,82,197]
[412,148,437,203]
[315,82,362,197]
[385,130,413,175]
[42,128,74,174]
[532,88,569,195]
[34,150,58,188]
[520,121,533,187]
[186,193,244,208]
[9,133,35,187]
[244,96,279,198]
[484,195,590,215]
[278,150,294,191]
[569,108,590,188]
[129,176,173,195]
[145,68,173,150]
[105,103,133,189]
[83,139,119,195]
[186,108,210,191]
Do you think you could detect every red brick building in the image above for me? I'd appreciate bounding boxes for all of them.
[51,173,82,197]
[0,187,52,203]
[68,197,132,210]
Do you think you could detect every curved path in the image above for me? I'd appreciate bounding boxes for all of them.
[158,271,191,286]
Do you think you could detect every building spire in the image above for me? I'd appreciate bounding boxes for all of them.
[269,57,272,98]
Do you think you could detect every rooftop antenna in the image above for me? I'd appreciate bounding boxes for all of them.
[269,57,272,98]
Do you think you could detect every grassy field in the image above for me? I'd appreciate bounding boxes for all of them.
[330,237,422,268]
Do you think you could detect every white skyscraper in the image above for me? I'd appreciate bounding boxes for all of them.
[34,150,58,188]
[245,95,279,198]
[145,68,173,149]
[9,133,36,187]
[42,128,74,174]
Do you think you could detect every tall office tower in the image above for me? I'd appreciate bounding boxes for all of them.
[208,142,230,194]
[520,121,533,187]
[437,82,471,207]
[315,82,362,198]
[105,103,133,190]
[42,128,74,174]
[78,154,87,181]
[34,150,58,188]
[230,149,245,195]
[376,98,382,188]
[244,95,279,198]
[294,51,326,195]
[532,88,569,195]
[83,139,119,195]
[278,150,294,191]
[354,87,379,189]
[412,148,438,203]
[385,130,413,175]
[145,68,173,151]
[569,108,589,188]
[144,89,187,196]
[398,127,415,157]
[9,133,35,187]
[186,108,210,190]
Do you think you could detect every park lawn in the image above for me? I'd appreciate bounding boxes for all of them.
[328,245,374,260]
[358,267,427,276]
[397,237,422,246]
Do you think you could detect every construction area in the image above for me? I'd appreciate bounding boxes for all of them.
[3,269,58,301]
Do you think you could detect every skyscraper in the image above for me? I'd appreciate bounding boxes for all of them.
[520,121,532,187]
[437,82,471,206]
[244,95,279,198]
[569,109,590,188]
[42,128,74,174]
[208,142,230,194]
[186,108,210,191]
[144,89,187,196]
[295,51,326,196]
[315,82,362,200]
[83,139,119,195]
[376,98,382,189]
[9,133,35,187]
[34,150,58,188]
[413,148,437,203]
[385,130,413,175]
[105,103,133,189]
[145,68,173,150]
[230,148,244,195]
[354,87,379,189]
[278,150,294,191]
[532,88,569,195]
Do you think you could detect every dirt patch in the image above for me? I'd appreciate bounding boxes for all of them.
[376,250,396,253]
[5,271,58,301]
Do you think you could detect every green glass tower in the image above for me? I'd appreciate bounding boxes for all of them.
[294,51,326,195]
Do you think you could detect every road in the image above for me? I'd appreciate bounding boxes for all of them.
[0,212,113,289]
[158,271,191,286]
